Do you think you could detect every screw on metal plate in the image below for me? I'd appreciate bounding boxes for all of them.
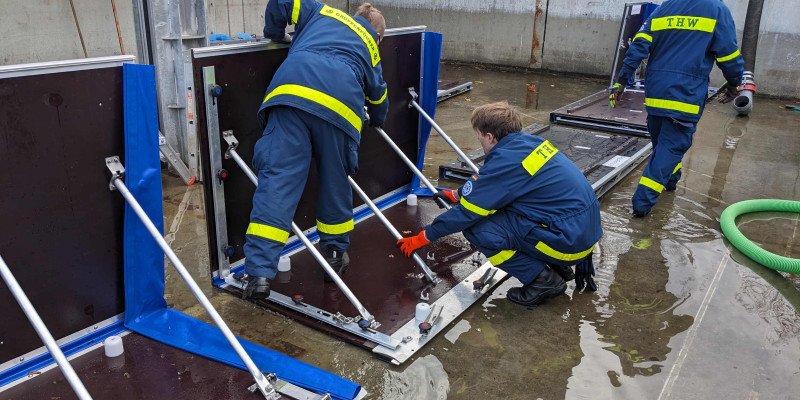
[402,336,413,344]
[105,156,125,191]
[222,130,239,159]
[332,312,354,325]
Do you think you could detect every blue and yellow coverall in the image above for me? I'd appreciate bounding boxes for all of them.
[425,133,603,285]
[244,0,389,279]
[619,0,744,213]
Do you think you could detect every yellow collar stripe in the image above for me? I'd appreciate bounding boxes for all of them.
[291,0,300,24]
[320,5,380,67]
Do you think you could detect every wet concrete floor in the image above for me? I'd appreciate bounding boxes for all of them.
[161,63,800,399]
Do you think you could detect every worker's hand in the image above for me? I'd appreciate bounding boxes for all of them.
[609,82,626,108]
[432,189,458,209]
[717,81,739,104]
[396,230,430,257]
[271,33,292,44]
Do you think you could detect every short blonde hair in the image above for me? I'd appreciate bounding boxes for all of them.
[355,3,386,38]
[470,101,522,140]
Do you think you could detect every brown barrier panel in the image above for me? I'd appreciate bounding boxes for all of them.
[194,33,421,273]
[0,66,126,363]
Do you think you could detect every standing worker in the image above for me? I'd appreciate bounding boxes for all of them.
[397,102,603,306]
[609,0,745,217]
[242,1,389,299]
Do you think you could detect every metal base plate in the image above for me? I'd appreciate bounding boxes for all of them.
[216,196,505,364]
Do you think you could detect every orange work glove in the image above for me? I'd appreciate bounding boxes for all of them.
[432,189,458,208]
[396,230,430,257]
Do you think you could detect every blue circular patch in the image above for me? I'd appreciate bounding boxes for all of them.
[462,181,473,197]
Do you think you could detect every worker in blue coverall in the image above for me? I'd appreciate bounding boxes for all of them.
[609,0,745,217]
[398,102,604,306]
[242,1,389,299]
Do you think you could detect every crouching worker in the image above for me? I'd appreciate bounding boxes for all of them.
[397,102,603,306]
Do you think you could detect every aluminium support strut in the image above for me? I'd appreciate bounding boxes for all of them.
[371,123,452,210]
[408,88,481,175]
[221,132,379,329]
[0,255,93,400]
[104,156,281,400]
[347,176,439,283]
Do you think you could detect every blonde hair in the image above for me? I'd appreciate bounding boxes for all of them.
[470,102,522,140]
[355,3,386,38]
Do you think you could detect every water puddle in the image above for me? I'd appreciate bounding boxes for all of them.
[381,355,449,399]
[444,319,471,344]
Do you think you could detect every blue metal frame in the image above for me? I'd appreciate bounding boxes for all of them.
[0,320,127,387]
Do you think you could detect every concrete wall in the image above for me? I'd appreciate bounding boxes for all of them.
[1,1,797,98]
[0,0,137,65]
[364,0,800,98]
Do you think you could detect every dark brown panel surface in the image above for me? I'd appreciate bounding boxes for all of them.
[194,33,421,273]
[223,196,481,349]
[550,90,649,136]
[0,68,126,363]
[0,332,255,400]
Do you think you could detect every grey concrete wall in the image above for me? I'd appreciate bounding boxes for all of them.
[0,0,137,65]
[364,0,800,98]
[2,1,798,98]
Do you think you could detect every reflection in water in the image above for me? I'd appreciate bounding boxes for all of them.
[596,231,694,378]
[381,355,449,399]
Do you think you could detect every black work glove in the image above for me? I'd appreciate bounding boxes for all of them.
[432,189,458,209]
[717,81,739,104]
[609,82,626,108]
[575,253,597,291]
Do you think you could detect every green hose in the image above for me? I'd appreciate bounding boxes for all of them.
[720,199,800,274]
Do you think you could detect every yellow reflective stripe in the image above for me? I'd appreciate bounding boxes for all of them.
[488,250,516,266]
[716,49,740,62]
[459,196,496,217]
[645,98,700,114]
[639,176,665,193]
[535,242,596,262]
[366,88,387,104]
[316,219,354,235]
[522,140,559,176]
[246,223,290,244]
[633,32,652,42]
[320,5,380,67]
[651,16,716,32]
[672,162,683,175]
[264,84,362,132]
[291,0,300,24]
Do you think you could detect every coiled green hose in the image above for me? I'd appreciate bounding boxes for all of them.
[720,199,800,274]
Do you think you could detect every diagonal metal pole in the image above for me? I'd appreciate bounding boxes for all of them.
[348,176,439,283]
[224,143,377,326]
[408,88,481,174]
[372,125,452,209]
[104,157,279,400]
[0,255,93,400]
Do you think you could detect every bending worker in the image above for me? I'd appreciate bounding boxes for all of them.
[398,102,603,306]
[242,1,389,300]
[609,0,744,217]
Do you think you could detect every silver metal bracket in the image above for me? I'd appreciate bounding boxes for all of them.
[158,131,195,185]
[105,156,125,191]
[224,274,400,350]
[408,87,419,106]
[222,130,239,160]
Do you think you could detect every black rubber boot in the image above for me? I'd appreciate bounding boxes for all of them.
[241,276,270,300]
[632,208,650,218]
[323,246,350,283]
[507,266,567,307]
[548,263,575,282]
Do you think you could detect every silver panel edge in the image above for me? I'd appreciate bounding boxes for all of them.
[0,56,137,79]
